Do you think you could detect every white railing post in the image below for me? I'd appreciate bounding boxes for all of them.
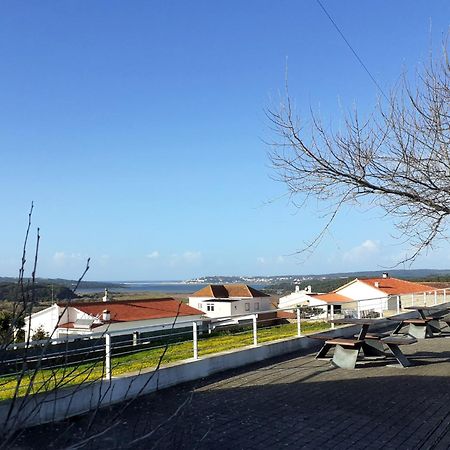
[330,304,335,329]
[434,291,437,306]
[252,314,258,346]
[411,293,415,306]
[379,298,384,318]
[105,333,111,381]
[296,307,302,336]
[357,301,361,319]
[444,289,447,304]
[133,331,138,346]
[396,296,400,314]
[424,292,427,306]
[193,321,198,360]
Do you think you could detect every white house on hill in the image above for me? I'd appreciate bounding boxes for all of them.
[188,284,274,319]
[278,273,435,317]
[333,274,434,315]
[24,295,204,341]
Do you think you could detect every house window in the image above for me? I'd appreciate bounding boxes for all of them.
[207,303,215,312]
[255,302,260,311]
[245,303,250,312]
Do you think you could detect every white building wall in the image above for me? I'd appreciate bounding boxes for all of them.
[59,314,204,338]
[24,304,59,340]
[189,297,232,318]
[278,291,315,309]
[337,281,389,311]
[189,296,274,318]
[27,304,204,340]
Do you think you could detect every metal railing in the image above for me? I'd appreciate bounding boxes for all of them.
[2,287,449,397]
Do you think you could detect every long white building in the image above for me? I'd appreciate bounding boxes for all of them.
[24,295,203,340]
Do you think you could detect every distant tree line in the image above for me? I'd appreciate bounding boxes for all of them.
[0,282,77,303]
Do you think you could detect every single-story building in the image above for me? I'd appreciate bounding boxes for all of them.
[333,273,434,315]
[278,285,316,309]
[278,287,355,319]
[278,273,435,318]
[24,296,204,341]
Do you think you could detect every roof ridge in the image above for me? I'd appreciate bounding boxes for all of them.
[57,297,176,307]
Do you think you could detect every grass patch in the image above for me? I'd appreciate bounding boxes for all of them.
[0,321,330,402]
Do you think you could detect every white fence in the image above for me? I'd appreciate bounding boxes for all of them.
[2,287,449,391]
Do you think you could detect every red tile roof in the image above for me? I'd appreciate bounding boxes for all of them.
[276,311,297,319]
[357,278,434,295]
[191,284,270,298]
[310,293,354,304]
[57,298,202,323]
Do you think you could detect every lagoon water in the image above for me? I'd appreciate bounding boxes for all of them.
[78,282,267,295]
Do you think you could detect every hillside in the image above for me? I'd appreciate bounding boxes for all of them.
[0,277,124,290]
[0,282,78,302]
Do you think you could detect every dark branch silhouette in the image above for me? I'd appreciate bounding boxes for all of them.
[268,45,450,264]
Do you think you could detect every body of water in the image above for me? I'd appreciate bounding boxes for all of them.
[78,282,268,295]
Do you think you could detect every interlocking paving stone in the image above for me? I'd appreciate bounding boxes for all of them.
[10,335,450,449]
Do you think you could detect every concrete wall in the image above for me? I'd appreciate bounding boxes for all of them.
[0,319,395,431]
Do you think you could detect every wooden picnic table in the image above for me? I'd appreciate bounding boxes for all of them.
[310,318,416,369]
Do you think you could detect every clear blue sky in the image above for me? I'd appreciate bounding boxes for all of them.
[1,1,449,281]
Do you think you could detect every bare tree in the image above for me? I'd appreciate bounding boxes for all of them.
[0,205,193,449]
[268,45,450,263]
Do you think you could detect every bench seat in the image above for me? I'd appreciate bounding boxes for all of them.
[308,334,343,341]
[402,319,431,325]
[325,338,363,348]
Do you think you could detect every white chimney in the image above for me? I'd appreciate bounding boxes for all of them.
[382,272,389,279]
[102,288,109,302]
[295,285,300,293]
[306,285,312,293]
[102,309,110,322]
[374,281,380,288]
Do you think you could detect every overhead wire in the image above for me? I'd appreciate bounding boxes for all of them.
[315,0,389,101]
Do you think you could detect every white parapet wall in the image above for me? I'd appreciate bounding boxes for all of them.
[0,319,396,431]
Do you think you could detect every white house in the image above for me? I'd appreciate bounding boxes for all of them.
[278,286,355,318]
[278,273,435,318]
[24,295,204,341]
[188,284,274,319]
[278,285,316,309]
[333,273,434,315]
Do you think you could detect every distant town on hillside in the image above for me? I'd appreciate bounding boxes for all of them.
[2,268,450,291]
[185,269,450,285]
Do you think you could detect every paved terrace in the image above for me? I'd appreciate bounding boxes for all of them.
[13,335,450,449]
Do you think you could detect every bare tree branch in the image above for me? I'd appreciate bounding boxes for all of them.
[268,44,450,264]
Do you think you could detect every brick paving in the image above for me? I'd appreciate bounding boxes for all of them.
[12,335,450,449]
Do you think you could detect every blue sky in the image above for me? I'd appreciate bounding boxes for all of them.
[1,1,449,281]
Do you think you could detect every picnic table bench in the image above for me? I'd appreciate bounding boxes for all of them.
[309,319,417,369]
[389,305,450,338]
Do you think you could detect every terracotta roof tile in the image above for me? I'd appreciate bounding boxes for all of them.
[358,278,434,295]
[310,293,354,304]
[57,298,202,322]
[191,284,270,298]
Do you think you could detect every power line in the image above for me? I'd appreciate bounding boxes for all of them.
[315,0,389,101]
